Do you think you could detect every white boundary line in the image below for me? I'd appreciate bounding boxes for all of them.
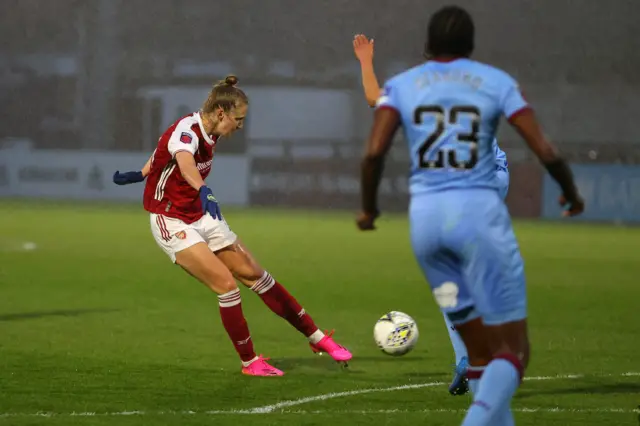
[1,371,638,418]
[249,371,639,414]
[0,408,637,418]
[249,381,444,413]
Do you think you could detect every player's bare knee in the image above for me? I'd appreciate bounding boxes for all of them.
[223,262,261,284]
[237,265,265,283]
[182,255,238,294]
[215,243,264,283]
[204,273,237,295]
[205,264,237,293]
[217,278,238,295]
[230,259,264,283]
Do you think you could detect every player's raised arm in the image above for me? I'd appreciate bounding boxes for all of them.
[358,86,401,230]
[353,34,381,107]
[507,101,584,216]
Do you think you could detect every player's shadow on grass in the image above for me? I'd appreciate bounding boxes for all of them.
[272,356,357,372]
[273,355,446,376]
[0,308,120,322]
[401,371,449,380]
[516,382,640,399]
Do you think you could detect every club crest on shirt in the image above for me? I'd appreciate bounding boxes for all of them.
[179,132,193,144]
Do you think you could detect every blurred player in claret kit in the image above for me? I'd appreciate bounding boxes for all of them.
[353,33,509,396]
[357,6,584,426]
[112,75,352,376]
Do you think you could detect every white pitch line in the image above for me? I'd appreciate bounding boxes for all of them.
[247,371,638,413]
[1,407,637,418]
[277,407,638,414]
[247,381,445,414]
[0,371,637,418]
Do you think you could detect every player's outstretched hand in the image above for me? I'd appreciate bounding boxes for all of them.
[356,211,379,231]
[559,194,585,217]
[353,34,374,63]
[113,170,145,185]
[199,185,222,220]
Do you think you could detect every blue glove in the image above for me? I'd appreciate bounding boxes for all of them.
[113,170,145,185]
[199,186,222,220]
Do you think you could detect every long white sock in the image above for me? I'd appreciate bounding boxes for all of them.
[443,312,468,364]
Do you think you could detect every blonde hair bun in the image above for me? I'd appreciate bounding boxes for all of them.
[224,75,238,86]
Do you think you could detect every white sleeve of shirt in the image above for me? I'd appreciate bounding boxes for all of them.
[167,122,198,157]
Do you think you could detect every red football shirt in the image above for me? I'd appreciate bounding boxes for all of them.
[143,112,217,223]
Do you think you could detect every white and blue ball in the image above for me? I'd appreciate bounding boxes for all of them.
[374,311,419,356]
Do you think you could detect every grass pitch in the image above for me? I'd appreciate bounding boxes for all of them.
[1,201,639,425]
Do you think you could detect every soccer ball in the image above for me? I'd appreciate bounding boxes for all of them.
[374,311,419,356]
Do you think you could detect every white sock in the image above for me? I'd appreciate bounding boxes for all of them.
[443,312,468,364]
[241,356,259,367]
[308,329,325,344]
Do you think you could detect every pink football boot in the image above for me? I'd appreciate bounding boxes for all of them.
[309,330,353,363]
[241,356,284,376]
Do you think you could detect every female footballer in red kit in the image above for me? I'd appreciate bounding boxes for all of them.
[113,75,352,376]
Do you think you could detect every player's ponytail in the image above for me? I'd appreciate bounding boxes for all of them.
[202,74,248,113]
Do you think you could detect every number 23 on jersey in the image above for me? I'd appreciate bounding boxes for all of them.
[414,105,480,170]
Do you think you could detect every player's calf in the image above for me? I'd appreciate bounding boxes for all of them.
[217,243,320,337]
[216,242,352,362]
[218,288,257,364]
[249,271,319,335]
[175,243,275,373]
[453,317,493,368]
[252,273,352,362]
[458,319,529,426]
[449,316,492,398]
[249,272,351,361]
[485,319,531,369]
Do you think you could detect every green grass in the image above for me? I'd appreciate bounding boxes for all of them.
[1,200,639,426]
